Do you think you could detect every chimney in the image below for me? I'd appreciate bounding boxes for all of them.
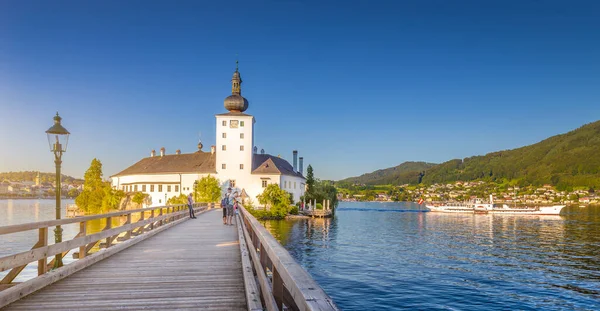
[253,146,257,154]
[160,147,165,157]
[176,149,181,155]
[299,157,304,175]
[293,150,298,172]
[211,145,216,155]
[260,148,265,155]
[151,150,156,157]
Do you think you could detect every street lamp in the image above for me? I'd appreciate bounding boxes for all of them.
[46,112,70,268]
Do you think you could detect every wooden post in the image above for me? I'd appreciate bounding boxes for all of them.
[158,207,163,227]
[105,217,113,248]
[149,209,155,230]
[37,227,48,276]
[78,221,87,259]
[272,267,284,309]
[125,213,132,239]
[259,243,268,273]
[139,210,145,234]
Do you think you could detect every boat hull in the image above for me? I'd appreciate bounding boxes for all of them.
[426,204,565,215]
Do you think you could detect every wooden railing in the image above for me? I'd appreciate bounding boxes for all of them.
[0,203,208,308]
[236,205,339,311]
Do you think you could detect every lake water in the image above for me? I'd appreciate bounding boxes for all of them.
[2,200,599,310]
[0,199,125,282]
[262,202,600,311]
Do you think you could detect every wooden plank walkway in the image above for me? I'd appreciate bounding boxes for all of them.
[2,209,247,311]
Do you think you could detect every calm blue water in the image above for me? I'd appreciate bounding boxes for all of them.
[263,202,600,311]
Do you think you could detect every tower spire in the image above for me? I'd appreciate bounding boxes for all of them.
[231,59,242,95]
[224,59,249,112]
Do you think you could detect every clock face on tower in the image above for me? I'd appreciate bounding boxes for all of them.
[230,120,239,128]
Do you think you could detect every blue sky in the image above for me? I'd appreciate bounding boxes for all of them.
[1,0,599,180]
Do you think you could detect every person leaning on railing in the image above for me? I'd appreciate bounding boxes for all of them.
[187,193,197,219]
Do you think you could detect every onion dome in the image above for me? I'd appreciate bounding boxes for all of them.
[224,60,249,112]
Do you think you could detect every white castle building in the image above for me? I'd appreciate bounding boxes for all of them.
[111,64,306,207]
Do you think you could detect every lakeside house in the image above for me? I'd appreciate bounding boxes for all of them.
[110,65,306,207]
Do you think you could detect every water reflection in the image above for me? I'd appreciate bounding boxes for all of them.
[263,202,600,311]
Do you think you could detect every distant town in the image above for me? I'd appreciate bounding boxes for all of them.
[0,172,83,199]
[338,181,599,206]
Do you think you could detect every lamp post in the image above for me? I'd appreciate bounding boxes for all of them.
[46,112,70,269]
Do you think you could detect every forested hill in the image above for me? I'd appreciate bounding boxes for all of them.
[421,120,600,190]
[337,120,600,190]
[338,161,436,185]
[0,171,83,184]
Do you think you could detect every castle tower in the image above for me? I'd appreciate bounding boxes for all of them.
[216,62,255,189]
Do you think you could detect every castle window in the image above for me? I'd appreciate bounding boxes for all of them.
[240,121,245,127]
[222,145,226,151]
[150,185,155,192]
[222,164,227,169]
[222,120,226,126]
[240,164,244,169]
[222,133,227,138]
[158,185,163,192]
[122,186,125,191]
[262,180,268,188]
[294,182,297,189]
[240,145,244,151]
[231,180,236,187]
[240,133,244,139]
[167,185,171,192]
[142,185,146,192]
[175,185,179,192]
[134,185,138,192]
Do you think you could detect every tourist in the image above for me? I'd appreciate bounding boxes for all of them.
[226,188,235,225]
[221,192,228,225]
[187,193,196,219]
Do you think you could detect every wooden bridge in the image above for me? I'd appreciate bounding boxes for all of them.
[0,204,338,310]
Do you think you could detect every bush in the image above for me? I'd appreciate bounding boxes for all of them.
[246,205,286,220]
[289,206,299,215]
[316,203,323,210]
[167,194,188,205]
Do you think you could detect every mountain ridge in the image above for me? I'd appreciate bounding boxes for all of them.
[338,120,600,190]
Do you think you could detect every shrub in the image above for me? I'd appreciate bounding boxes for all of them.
[316,203,323,210]
[289,206,299,215]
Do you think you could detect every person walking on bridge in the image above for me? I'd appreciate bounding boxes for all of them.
[225,187,236,225]
[187,193,197,219]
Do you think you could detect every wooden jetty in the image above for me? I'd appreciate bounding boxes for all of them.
[0,203,338,311]
[300,209,333,218]
[65,204,84,218]
[300,199,334,218]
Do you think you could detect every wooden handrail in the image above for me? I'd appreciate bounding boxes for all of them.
[0,204,190,235]
[237,205,339,311]
[0,202,207,304]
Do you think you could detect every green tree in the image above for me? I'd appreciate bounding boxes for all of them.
[167,194,188,205]
[194,175,221,203]
[67,188,80,198]
[257,184,291,218]
[305,165,315,199]
[75,159,119,214]
[132,192,147,207]
[101,187,124,211]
